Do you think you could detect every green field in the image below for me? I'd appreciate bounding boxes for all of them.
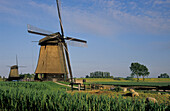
[79,78,170,82]
[78,78,170,86]
[0,78,3,81]
[0,82,169,111]
[87,81,170,86]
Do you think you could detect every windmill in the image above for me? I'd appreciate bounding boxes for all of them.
[27,0,87,82]
[7,55,25,81]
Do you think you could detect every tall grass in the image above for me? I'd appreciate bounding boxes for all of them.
[0,82,169,111]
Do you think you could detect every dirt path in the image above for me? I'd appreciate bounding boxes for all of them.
[54,82,78,89]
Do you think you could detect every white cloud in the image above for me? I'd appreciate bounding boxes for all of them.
[0,0,21,15]
[28,1,56,17]
[1,0,170,37]
[154,0,170,5]
[94,0,170,35]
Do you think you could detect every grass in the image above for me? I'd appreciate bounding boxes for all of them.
[87,81,170,86]
[70,89,170,105]
[79,78,170,82]
[78,78,170,86]
[0,81,169,110]
[0,78,4,81]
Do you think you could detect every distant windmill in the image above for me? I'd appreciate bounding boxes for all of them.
[27,0,87,82]
[7,55,26,81]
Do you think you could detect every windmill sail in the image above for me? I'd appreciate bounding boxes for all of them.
[27,24,52,36]
[67,40,88,48]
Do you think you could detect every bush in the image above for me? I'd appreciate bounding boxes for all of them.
[125,76,134,80]
[114,86,122,92]
[113,77,124,80]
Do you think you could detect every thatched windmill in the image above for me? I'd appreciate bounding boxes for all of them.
[7,55,25,81]
[27,0,87,82]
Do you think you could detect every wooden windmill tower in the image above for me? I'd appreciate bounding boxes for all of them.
[7,55,24,81]
[27,0,87,82]
[8,65,19,81]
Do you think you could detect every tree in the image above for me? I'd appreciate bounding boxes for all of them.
[130,63,142,82]
[19,73,35,79]
[130,62,150,82]
[90,71,111,78]
[85,75,89,78]
[140,65,150,81]
[158,73,169,78]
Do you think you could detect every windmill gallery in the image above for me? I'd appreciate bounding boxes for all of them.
[7,0,87,82]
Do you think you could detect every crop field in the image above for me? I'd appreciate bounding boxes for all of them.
[87,81,170,86]
[79,78,170,82]
[0,82,170,111]
[78,78,170,87]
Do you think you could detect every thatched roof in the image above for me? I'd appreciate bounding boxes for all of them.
[39,32,61,45]
[10,65,18,69]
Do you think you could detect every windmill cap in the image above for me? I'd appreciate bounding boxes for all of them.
[39,32,61,45]
[11,65,18,69]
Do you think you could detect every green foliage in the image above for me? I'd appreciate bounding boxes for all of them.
[158,73,169,78]
[89,82,170,86]
[130,62,150,82]
[90,71,111,78]
[125,76,134,80]
[114,86,122,92]
[85,75,89,78]
[113,77,124,80]
[0,82,169,111]
[19,73,35,79]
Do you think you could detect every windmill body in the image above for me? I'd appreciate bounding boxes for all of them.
[7,56,26,81]
[28,0,87,82]
[8,65,19,79]
[34,33,68,81]
[8,65,20,81]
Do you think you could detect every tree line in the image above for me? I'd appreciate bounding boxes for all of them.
[86,71,111,78]
[19,73,35,79]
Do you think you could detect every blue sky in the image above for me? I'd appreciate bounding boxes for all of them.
[0,0,170,78]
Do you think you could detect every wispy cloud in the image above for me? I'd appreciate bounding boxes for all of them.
[0,0,21,15]
[62,0,170,36]
[94,0,170,35]
[1,0,170,37]
[28,1,56,17]
[154,0,170,5]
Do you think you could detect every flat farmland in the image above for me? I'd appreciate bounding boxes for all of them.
[79,78,170,82]
[0,81,169,110]
[87,82,170,86]
[78,78,170,87]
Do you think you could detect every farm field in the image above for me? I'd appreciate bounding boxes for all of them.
[78,78,170,82]
[78,78,170,86]
[87,81,170,86]
[0,81,169,111]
